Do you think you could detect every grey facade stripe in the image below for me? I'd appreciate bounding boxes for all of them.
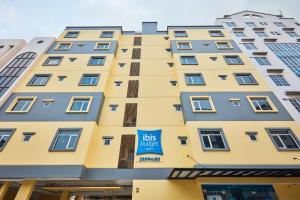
[0,92,104,122]
[171,40,242,54]
[46,41,118,55]
[180,92,293,122]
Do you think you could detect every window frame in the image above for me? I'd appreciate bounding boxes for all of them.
[269,74,290,86]
[247,96,278,113]
[66,96,93,113]
[49,128,82,152]
[43,56,63,66]
[100,31,114,38]
[209,30,225,37]
[223,55,244,65]
[6,96,37,113]
[215,41,233,50]
[78,74,100,86]
[88,56,106,66]
[266,128,300,151]
[180,56,198,65]
[55,42,72,51]
[176,41,192,50]
[190,96,216,113]
[184,73,206,85]
[198,128,230,151]
[254,57,271,66]
[27,74,52,86]
[0,128,16,151]
[174,31,188,37]
[234,73,258,85]
[94,42,111,50]
[64,31,80,38]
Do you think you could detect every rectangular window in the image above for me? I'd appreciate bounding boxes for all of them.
[234,32,246,37]
[255,32,268,37]
[79,74,100,86]
[95,42,110,50]
[254,57,271,66]
[243,43,257,50]
[50,129,82,151]
[132,48,141,59]
[23,132,35,142]
[260,22,268,25]
[234,73,257,85]
[88,56,105,66]
[64,31,79,38]
[269,75,289,86]
[174,31,188,37]
[100,31,114,38]
[130,62,140,76]
[198,129,228,150]
[274,22,286,27]
[0,129,15,151]
[56,42,72,51]
[6,97,36,113]
[245,22,257,27]
[216,41,232,49]
[286,32,299,37]
[266,128,300,150]
[190,96,216,112]
[185,73,205,85]
[177,42,192,49]
[224,22,236,27]
[123,103,138,127]
[28,74,51,86]
[127,80,139,98]
[66,96,93,113]
[289,99,300,113]
[180,56,198,65]
[209,30,224,37]
[43,56,63,66]
[224,56,244,65]
[247,96,277,112]
[133,37,142,46]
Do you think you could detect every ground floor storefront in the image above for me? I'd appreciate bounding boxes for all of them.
[0,178,300,200]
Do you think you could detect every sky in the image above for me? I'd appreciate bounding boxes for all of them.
[0,0,299,41]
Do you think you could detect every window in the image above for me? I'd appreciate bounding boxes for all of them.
[56,43,71,50]
[260,22,268,25]
[246,132,257,141]
[255,32,268,37]
[132,48,141,59]
[123,103,137,127]
[230,99,240,107]
[50,129,82,151]
[289,99,300,113]
[209,30,224,37]
[0,129,15,151]
[286,32,299,37]
[79,74,100,86]
[266,129,300,150]
[243,43,257,50]
[174,31,188,37]
[6,97,36,113]
[218,75,227,80]
[269,75,289,86]
[271,31,281,36]
[130,62,140,76]
[234,73,257,85]
[66,97,93,113]
[88,56,105,66]
[173,104,182,111]
[170,80,177,86]
[133,37,142,46]
[198,129,228,150]
[178,136,187,145]
[114,81,122,86]
[109,104,118,111]
[234,32,246,37]
[190,96,216,112]
[43,56,63,66]
[100,31,114,38]
[185,73,205,85]
[58,75,67,81]
[245,22,257,27]
[216,41,232,49]
[28,74,51,86]
[247,96,277,112]
[177,42,192,49]
[64,31,79,38]
[127,80,139,98]
[180,56,198,65]
[224,22,236,27]
[254,57,271,66]
[274,22,286,27]
[23,132,35,142]
[103,136,113,145]
[95,42,110,50]
[224,56,243,65]
[43,99,53,108]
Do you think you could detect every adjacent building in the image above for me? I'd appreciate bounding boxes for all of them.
[0,21,299,200]
[216,10,300,125]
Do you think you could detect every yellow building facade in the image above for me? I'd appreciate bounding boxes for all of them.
[0,22,299,200]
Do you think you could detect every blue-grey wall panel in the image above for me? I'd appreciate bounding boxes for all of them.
[46,41,118,54]
[180,92,293,121]
[171,40,242,54]
[0,92,104,122]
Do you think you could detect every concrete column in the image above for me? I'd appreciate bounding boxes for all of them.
[59,191,70,200]
[0,182,10,200]
[14,180,36,200]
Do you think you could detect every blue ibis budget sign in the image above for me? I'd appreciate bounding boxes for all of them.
[136,129,163,155]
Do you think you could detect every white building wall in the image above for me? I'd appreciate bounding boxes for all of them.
[216,11,300,125]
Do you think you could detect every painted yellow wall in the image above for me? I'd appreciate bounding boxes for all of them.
[168,29,233,40]
[57,30,122,41]
[274,184,300,200]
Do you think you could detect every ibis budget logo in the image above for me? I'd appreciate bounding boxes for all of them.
[136,129,163,155]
